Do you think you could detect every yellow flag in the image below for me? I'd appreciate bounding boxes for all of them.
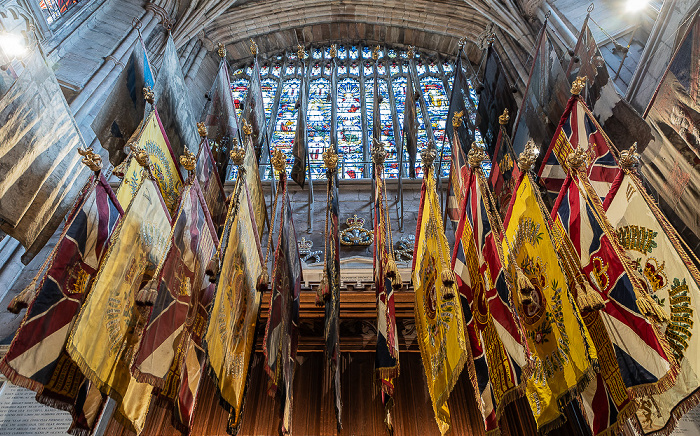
[206,180,263,426]
[67,177,172,433]
[412,166,469,435]
[502,173,598,433]
[117,109,183,215]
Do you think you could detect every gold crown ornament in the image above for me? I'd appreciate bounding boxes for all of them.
[242,119,253,136]
[230,138,245,167]
[421,140,437,169]
[297,44,306,61]
[518,139,540,171]
[217,42,227,58]
[452,110,464,128]
[77,146,103,171]
[249,39,258,56]
[143,86,155,104]
[371,138,387,165]
[197,122,208,138]
[499,108,510,125]
[134,146,150,168]
[372,46,380,61]
[566,146,588,172]
[329,44,337,59]
[570,76,587,95]
[407,46,415,59]
[180,147,197,172]
[619,142,641,170]
[323,147,339,171]
[467,143,488,169]
[271,148,287,173]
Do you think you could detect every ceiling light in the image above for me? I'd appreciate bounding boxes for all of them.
[0,32,26,59]
[626,0,649,12]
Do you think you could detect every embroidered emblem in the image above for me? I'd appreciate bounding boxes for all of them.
[616,225,658,255]
[643,258,667,292]
[340,215,373,246]
[666,278,693,360]
[590,257,609,292]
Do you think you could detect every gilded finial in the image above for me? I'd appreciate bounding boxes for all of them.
[499,108,510,125]
[518,139,540,171]
[77,146,103,171]
[458,37,467,50]
[230,139,245,167]
[241,119,252,136]
[372,46,380,61]
[297,44,306,61]
[134,146,150,168]
[329,44,337,59]
[323,146,338,171]
[619,142,640,170]
[217,42,227,58]
[143,86,154,104]
[570,76,587,95]
[249,39,258,56]
[566,146,588,171]
[371,138,387,165]
[467,143,488,169]
[407,46,415,59]
[452,110,464,128]
[197,122,207,138]
[421,140,437,170]
[271,148,286,173]
[180,147,196,172]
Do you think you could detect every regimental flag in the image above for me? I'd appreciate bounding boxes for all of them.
[132,181,218,391]
[1,174,122,410]
[538,96,618,200]
[643,13,700,240]
[291,63,308,188]
[263,171,302,435]
[445,143,468,234]
[68,379,106,436]
[324,164,342,429]
[0,45,92,263]
[92,36,154,165]
[374,160,399,426]
[452,167,526,434]
[412,160,469,435]
[445,53,476,158]
[477,46,517,156]
[67,176,172,433]
[552,174,677,398]
[117,109,184,215]
[202,58,242,182]
[403,70,419,178]
[510,23,570,157]
[202,57,268,236]
[152,34,200,159]
[242,56,266,162]
[603,168,700,435]
[489,122,520,218]
[502,172,598,433]
[205,178,263,429]
[195,138,227,227]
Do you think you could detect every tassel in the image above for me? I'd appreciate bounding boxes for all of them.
[384,398,395,436]
[391,272,403,291]
[206,252,220,283]
[321,273,332,301]
[256,270,269,293]
[316,274,328,307]
[385,258,403,290]
[516,268,534,306]
[582,279,605,310]
[637,293,668,323]
[440,268,456,300]
[7,284,37,314]
[136,279,159,306]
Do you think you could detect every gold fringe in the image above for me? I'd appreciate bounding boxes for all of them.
[375,365,400,383]
[642,387,700,436]
[592,398,638,436]
[0,359,44,393]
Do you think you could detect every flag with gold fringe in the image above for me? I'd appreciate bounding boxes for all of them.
[67,174,172,433]
[195,137,227,227]
[603,161,700,435]
[1,172,121,414]
[502,169,598,434]
[132,179,218,395]
[242,51,267,162]
[263,164,303,435]
[412,144,469,435]
[116,108,183,215]
[205,163,263,431]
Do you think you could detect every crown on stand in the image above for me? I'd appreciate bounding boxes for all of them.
[340,214,374,246]
[297,237,313,256]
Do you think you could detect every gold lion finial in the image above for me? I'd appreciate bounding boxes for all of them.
[518,139,540,171]
[467,143,488,169]
[571,76,587,95]
[407,46,415,59]
[197,122,207,138]
[180,147,196,172]
[297,44,306,61]
[143,86,154,104]
[329,44,337,59]
[242,119,252,136]
[371,138,387,165]
[499,108,510,125]
[619,142,640,170]
[323,147,338,171]
[566,146,589,171]
[421,140,437,170]
[77,146,103,171]
[372,46,380,61]
[452,110,464,128]
[217,42,227,58]
[271,148,286,173]
[249,39,258,56]
[230,138,245,167]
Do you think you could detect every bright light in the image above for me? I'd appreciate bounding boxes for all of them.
[626,0,649,12]
[0,33,27,59]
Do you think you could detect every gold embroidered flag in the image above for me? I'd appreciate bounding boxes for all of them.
[67,176,172,433]
[604,167,700,435]
[205,179,263,428]
[502,172,598,433]
[116,109,183,215]
[412,155,469,435]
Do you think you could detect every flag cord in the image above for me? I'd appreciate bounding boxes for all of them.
[264,173,282,268]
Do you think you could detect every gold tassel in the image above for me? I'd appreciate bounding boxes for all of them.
[637,293,669,323]
[316,274,328,307]
[135,279,159,306]
[575,281,592,313]
[582,279,605,310]
[256,270,269,293]
[7,284,37,314]
[385,258,403,290]
[516,268,534,306]
[440,268,456,300]
[206,252,220,283]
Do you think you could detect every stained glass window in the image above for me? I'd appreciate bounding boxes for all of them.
[40,0,81,25]
[226,44,481,181]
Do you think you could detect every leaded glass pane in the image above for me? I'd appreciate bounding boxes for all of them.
[366,78,398,178]
[271,78,301,174]
[261,77,278,123]
[336,78,364,179]
[308,78,331,179]
[420,76,450,177]
[230,78,248,119]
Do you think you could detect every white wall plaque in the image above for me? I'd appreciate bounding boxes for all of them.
[0,382,73,435]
